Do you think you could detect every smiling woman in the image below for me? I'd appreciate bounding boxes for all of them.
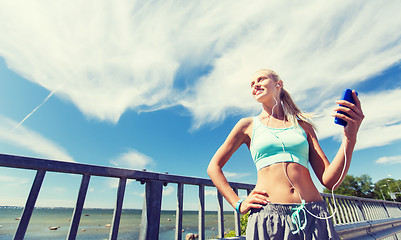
[208,69,364,239]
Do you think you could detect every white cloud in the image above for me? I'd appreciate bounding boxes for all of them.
[182,1,401,127]
[163,185,175,196]
[205,189,217,197]
[105,178,120,189]
[110,149,154,170]
[0,115,75,162]
[354,89,401,150]
[0,174,30,185]
[313,89,401,150]
[52,187,67,193]
[1,1,401,150]
[223,171,251,181]
[376,155,401,165]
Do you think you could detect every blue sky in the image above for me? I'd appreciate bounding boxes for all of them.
[0,1,401,211]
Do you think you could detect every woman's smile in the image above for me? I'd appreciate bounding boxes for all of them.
[254,88,264,96]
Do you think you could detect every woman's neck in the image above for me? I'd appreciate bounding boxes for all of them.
[261,101,285,120]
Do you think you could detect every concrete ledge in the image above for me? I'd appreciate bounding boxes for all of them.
[335,217,401,240]
[217,218,401,240]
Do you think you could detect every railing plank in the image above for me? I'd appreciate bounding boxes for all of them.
[67,174,91,240]
[350,200,360,222]
[198,185,205,240]
[338,198,347,224]
[382,202,391,218]
[233,188,241,236]
[346,199,358,223]
[365,202,374,220]
[109,177,127,240]
[327,196,338,225]
[356,200,366,221]
[372,203,378,219]
[341,198,351,223]
[353,200,362,222]
[14,170,46,240]
[0,153,255,189]
[246,189,252,196]
[175,183,184,240]
[217,191,224,238]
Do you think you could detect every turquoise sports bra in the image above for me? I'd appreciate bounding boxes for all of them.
[250,117,309,171]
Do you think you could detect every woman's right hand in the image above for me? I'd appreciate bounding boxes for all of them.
[239,189,270,214]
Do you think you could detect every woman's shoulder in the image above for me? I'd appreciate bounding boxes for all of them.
[232,117,254,136]
[298,120,317,137]
[239,116,254,123]
[230,117,253,145]
[236,117,254,128]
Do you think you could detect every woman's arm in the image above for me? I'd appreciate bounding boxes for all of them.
[207,118,268,213]
[306,91,364,190]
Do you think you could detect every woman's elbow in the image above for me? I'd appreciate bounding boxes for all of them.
[207,163,221,178]
[321,178,341,191]
[323,183,337,191]
[207,165,213,177]
[207,164,215,177]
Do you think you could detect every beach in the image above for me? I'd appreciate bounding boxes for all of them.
[0,207,236,239]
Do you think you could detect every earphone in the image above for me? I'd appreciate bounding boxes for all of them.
[269,96,346,222]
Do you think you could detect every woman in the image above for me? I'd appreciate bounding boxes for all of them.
[207,69,364,239]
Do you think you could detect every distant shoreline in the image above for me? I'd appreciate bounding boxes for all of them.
[0,205,236,214]
[0,206,237,239]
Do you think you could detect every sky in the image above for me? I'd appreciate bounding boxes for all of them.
[0,1,401,211]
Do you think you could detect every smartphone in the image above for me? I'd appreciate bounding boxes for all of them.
[334,89,357,127]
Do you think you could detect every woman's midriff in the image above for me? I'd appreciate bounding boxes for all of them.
[255,162,322,203]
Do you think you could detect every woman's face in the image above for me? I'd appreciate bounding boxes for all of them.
[250,70,278,102]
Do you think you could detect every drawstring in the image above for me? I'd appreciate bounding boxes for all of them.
[291,199,307,234]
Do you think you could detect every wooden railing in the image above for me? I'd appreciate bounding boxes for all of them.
[1,153,401,240]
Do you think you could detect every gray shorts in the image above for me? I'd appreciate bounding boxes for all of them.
[246,201,340,240]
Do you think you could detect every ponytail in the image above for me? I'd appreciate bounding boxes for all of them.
[280,89,316,130]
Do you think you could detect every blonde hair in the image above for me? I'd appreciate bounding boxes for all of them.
[257,69,316,129]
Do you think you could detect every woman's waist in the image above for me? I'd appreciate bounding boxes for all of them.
[259,190,322,204]
[249,200,329,217]
[255,169,321,203]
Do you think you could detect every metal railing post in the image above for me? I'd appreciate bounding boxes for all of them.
[198,185,205,240]
[109,177,127,240]
[355,199,367,221]
[67,174,91,240]
[175,183,184,240]
[233,188,241,236]
[217,191,225,238]
[139,180,163,240]
[14,170,46,240]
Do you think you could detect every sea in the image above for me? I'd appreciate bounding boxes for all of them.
[0,206,236,240]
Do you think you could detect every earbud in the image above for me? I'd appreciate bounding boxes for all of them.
[276,84,280,87]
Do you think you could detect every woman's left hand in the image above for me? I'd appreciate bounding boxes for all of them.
[332,90,364,142]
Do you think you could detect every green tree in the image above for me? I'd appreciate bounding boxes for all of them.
[356,174,376,198]
[323,174,375,198]
[374,178,401,202]
[224,212,249,237]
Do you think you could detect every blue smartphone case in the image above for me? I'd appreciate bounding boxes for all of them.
[334,89,357,127]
